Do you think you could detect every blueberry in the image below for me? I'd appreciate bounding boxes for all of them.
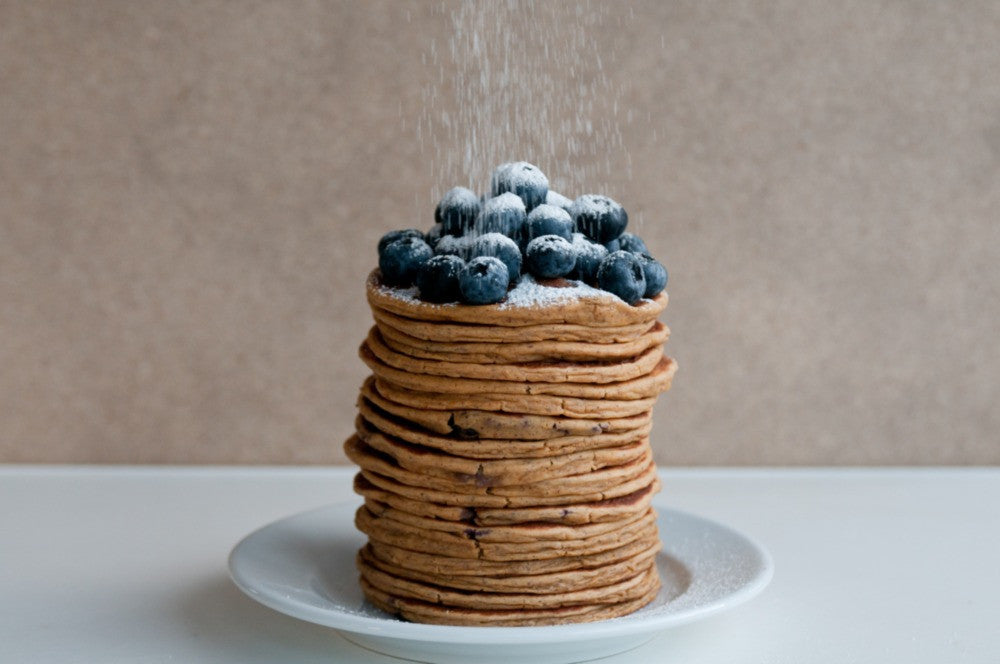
[635,253,668,298]
[596,250,646,305]
[416,254,466,303]
[472,233,522,285]
[434,234,473,259]
[378,228,424,256]
[545,190,574,214]
[617,232,648,254]
[424,223,444,248]
[459,256,509,305]
[489,163,515,199]
[435,187,481,236]
[522,204,573,248]
[474,192,526,238]
[379,236,433,287]
[571,194,628,244]
[604,237,621,253]
[525,235,576,279]
[491,161,549,211]
[569,233,608,284]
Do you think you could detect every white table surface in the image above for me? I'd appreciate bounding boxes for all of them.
[1,465,998,663]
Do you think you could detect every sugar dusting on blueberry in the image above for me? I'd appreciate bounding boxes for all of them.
[491,161,549,212]
[596,250,646,305]
[545,190,574,214]
[569,233,609,285]
[472,233,522,285]
[379,235,433,287]
[435,187,481,236]
[378,228,424,256]
[434,234,474,260]
[459,256,509,305]
[525,235,576,279]
[522,204,574,248]
[571,194,628,245]
[416,254,466,303]
[475,192,527,237]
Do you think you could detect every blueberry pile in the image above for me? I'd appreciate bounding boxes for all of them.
[377,162,668,306]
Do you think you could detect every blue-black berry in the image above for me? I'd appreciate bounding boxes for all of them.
[635,253,668,298]
[380,236,433,287]
[596,250,646,305]
[569,233,608,284]
[571,194,628,244]
[459,256,509,305]
[618,232,648,255]
[525,235,576,279]
[424,223,444,249]
[416,254,466,303]
[491,161,549,212]
[522,204,573,248]
[378,228,424,256]
[472,233,522,285]
[474,193,526,238]
[435,187,481,236]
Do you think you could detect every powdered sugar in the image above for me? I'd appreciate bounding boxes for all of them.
[483,192,526,213]
[499,274,614,309]
[545,190,573,212]
[527,203,572,224]
[376,283,424,304]
[570,193,617,217]
[499,162,549,191]
[377,273,620,310]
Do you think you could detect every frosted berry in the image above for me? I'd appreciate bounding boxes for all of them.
[435,187,481,236]
[525,235,576,279]
[636,253,668,298]
[435,234,473,260]
[571,194,628,244]
[474,192,526,238]
[569,233,608,284]
[489,163,515,200]
[380,236,433,287]
[491,161,549,212]
[618,232,648,255]
[522,204,573,248]
[459,256,509,305]
[378,228,423,256]
[596,250,646,305]
[416,254,465,303]
[472,233,522,285]
[545,190,574,214]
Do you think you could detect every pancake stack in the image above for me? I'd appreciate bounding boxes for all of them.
[345,270,676,625]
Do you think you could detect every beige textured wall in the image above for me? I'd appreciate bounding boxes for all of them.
[2,1,998,465]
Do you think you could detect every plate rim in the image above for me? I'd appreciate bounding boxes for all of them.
[228,499,773,645]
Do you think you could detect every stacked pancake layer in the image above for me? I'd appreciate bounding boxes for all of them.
[346,271,676,626]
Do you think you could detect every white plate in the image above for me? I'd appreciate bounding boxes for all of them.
[229,500,773,664]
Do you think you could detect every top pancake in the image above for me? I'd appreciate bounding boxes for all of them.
[376,319,670,364]
[372,307,656,344]
[367,270,668,327]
